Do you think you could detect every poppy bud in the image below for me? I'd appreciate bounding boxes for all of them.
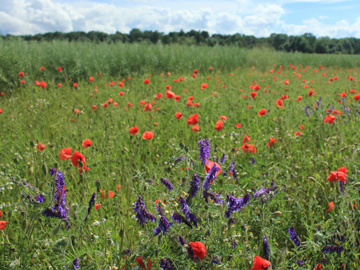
[184,146,189,152]
[96,180,101,192]
[179,142,185,149]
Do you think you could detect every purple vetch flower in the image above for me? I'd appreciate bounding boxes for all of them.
[178,235,187,246]
[42,169,70,227]
[154,216,171,236]
[72,258,80,269]
[328,106,335,113]
[197,139,212,165]
[288,226,301,249]
[85,192,96,221]
[174,155,185,164]
[203,189,223,204]
[160,177,174,192]
[223,160,235,177]
[35,194,45,204]
[218,153,226,165]
[231,238,238,249]
[160,258,175,270]
[296,260,304,267]
[316,97,322,107]
[188,173,200,198]
[224,193,251,219]
[203,164,219,190]
[322,245,344,254]
[254,181,279,203]
[305,106,313,117]
[263,236,270,260]
[178,197,197,227]
[212,255,221,265]
[155,202,165,216]
[133,196,156,226]
[339,181,345,194]
[171,212,193,228]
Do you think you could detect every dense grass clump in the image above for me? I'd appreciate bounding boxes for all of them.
[0,43,360,269]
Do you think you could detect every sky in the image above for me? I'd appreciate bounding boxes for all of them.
[1,0,360,38]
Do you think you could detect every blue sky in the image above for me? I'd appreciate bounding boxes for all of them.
[1,0,360,37]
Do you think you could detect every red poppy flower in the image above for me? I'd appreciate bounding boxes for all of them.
[250,92,258,99]
[82,139,92,148]
[103,103,108,108]
[338,91,346,98]
[193,69,198,74]
[95,203,101,210]
[194,103,200,108]
[326,201,334,212]
[308,89,314,97]
[324,114,336,124]
[189,242,206,261]
[240,143,257,153]
[166,85,171,90]
[144,78,150,84]
[36,142,46,151]
[313,263,322,270]
[192,125,199,132]
[117,184,121,190]
[295,131,302,137]
[0,210,2,217]
[276,99,284,109]
[59,147,72,160]
[280,94,289,100]
[201,83,208,89]
[187,114,198,125]
[0,221,7,230]
[267,137,276,147]
[243,134,250,144]
[327,167,348,184]
[258,109,266,117]
[175,112,182,119]
[0,108,2,114]
[297,96,303,102]
[89,77,94,82]
[188,96,194,101]
[71,151,89,174]
[18,72,24,77]
[251,256,271,270]
[136,257,152,269]
[144,103,152,112]
[235,123,241,128]
[57,67,62,72]
[331,110,341,116]
[73,82,78,88]
[354,93,360,101]
[129,126,139,135]
[300,125,304,130]
[215,120,224,131]
[175,95,181,102]
[20,80,25,84]
[142,131,154,140]
[219,115,227,120]
[127,102,133,108]
[205,160,222,181]
[155,93,163,100]
[166,90,175,99]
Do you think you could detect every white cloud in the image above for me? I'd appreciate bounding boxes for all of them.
[0,0,359,38]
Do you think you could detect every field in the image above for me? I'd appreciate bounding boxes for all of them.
[0,40,360,269]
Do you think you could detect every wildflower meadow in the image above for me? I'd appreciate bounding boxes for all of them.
[1,40,360,269]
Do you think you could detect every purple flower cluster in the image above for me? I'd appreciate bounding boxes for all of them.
[178,235,187,246]
[133,196,156,226]
[322,245,344,254]
[197,139,212,165]
[174,156,185,164]
[42,169,70,227]
[218,153,226,165]
[171,212,193,228]
[204,189,223,204]
[224,193,251,219]
[72,258,80,269]
[178,197,197,227]
[85,192,96,221]
[154,216,171,236]
[188,174,200,198]
[263,236,270,260]
[212,255,221,265]
[253,181,279,203]
[160,177,174,192]
[160,258,175,270]
[203,164,219,190]
[288,226,301,249]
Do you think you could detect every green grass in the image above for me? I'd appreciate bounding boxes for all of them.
[0,41,360,269]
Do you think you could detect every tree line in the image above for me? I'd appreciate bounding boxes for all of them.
[1,29,360,54]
